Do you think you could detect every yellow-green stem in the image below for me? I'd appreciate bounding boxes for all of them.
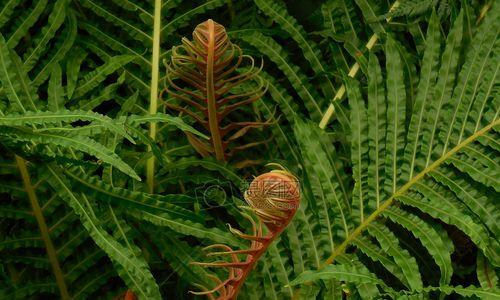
[15,156,70,300]
[147,0,163,193]
[319,1,400,129]
[291,118,499,299]
[322,118,499,266]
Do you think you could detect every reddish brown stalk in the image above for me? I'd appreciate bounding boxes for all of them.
[113,289,137,300]
[190,167,300,299]
[205,20,225,161]
[165,20,268,162]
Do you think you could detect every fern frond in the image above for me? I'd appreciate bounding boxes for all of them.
[477,252,499,289]
[4,0,47,49]
[403,10,442,181]
[1,128,140,180]
[0,110,132,142]
[80,0,151,44]
[22,0,68,72]
[48,64,64,112]
[384,36,407,196]
[0,0,22,29]
[253,0,335,98]
[63,168,198,219]
[381,0,435,18]
[355,0,389,36]
[31,10,77,87]
[165,19,267,162]
[292,3,499,296]
[65,47,88,100]
[392,285,500,300]
[294,119,350,245]
[161,0,228,37]
[346,77,370,224]
[127,113,208,139]
[46,165,162,300]
[352,235,409,288]
[289,262,391,291]
[369,223,423,289]
[191,167,300,299]
[431,166,500,235]
[237,31,324,123]
[0,33,38,113]
[0,279,58,300]
[72,54,135,99]
[383,206,454,285]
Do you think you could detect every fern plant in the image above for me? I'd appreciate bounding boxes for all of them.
[191,167,300,299]
[0,0,499,299]
[284,5,500,299]
[165,19,267,162]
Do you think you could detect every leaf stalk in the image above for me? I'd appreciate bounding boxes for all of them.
[147,0,163,193]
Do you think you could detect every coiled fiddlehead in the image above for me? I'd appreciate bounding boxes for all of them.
[165,19,268,162]
[190,167,300,299]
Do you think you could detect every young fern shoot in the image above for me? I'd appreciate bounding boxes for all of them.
[165,19,268,162]
[191,167,300,299]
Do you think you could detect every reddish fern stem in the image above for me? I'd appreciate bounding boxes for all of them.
[191,168,300,299]
[165,19,268,162]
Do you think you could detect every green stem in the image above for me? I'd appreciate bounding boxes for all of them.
[15,156,70,300]
[322,118,499,266]
[319,1,400,129]
[147,0,163,193]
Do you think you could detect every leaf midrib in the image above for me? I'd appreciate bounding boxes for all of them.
[23,0,66,66]
[321,117,500,267]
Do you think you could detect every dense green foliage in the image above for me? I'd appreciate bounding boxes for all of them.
[0,0,498,299]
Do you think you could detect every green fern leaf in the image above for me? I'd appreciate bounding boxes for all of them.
[32,10,77,87]
[5,0,47,49]
[22,0,68,72]
[431,166,500,235]
[403,10,441,181]
[0,110,133,142]
[254,0,335,98]
[72,54,135,99]
[382,0,436,18]
[46,166,162,300]
[161,0,228,37]
[80,0,151,44]
[237,32,324,122]
[477,252,499,289]
[127,113,208,139]
[368,223,423,290]
[48,64,65,112]
[288,262,389,290]
[346,77,370,224]
[366,52,387,208]
[65,47,88,100]
[352,235,409,288]
[0,127,140,180]
[0,33,38,112]
[383,206,454,285]
[63,168,198,220]
[0,0,22,29]
[384,36,407,196]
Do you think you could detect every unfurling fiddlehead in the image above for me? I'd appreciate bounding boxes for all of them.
[165,19,268,162]
[191,167,300,299]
